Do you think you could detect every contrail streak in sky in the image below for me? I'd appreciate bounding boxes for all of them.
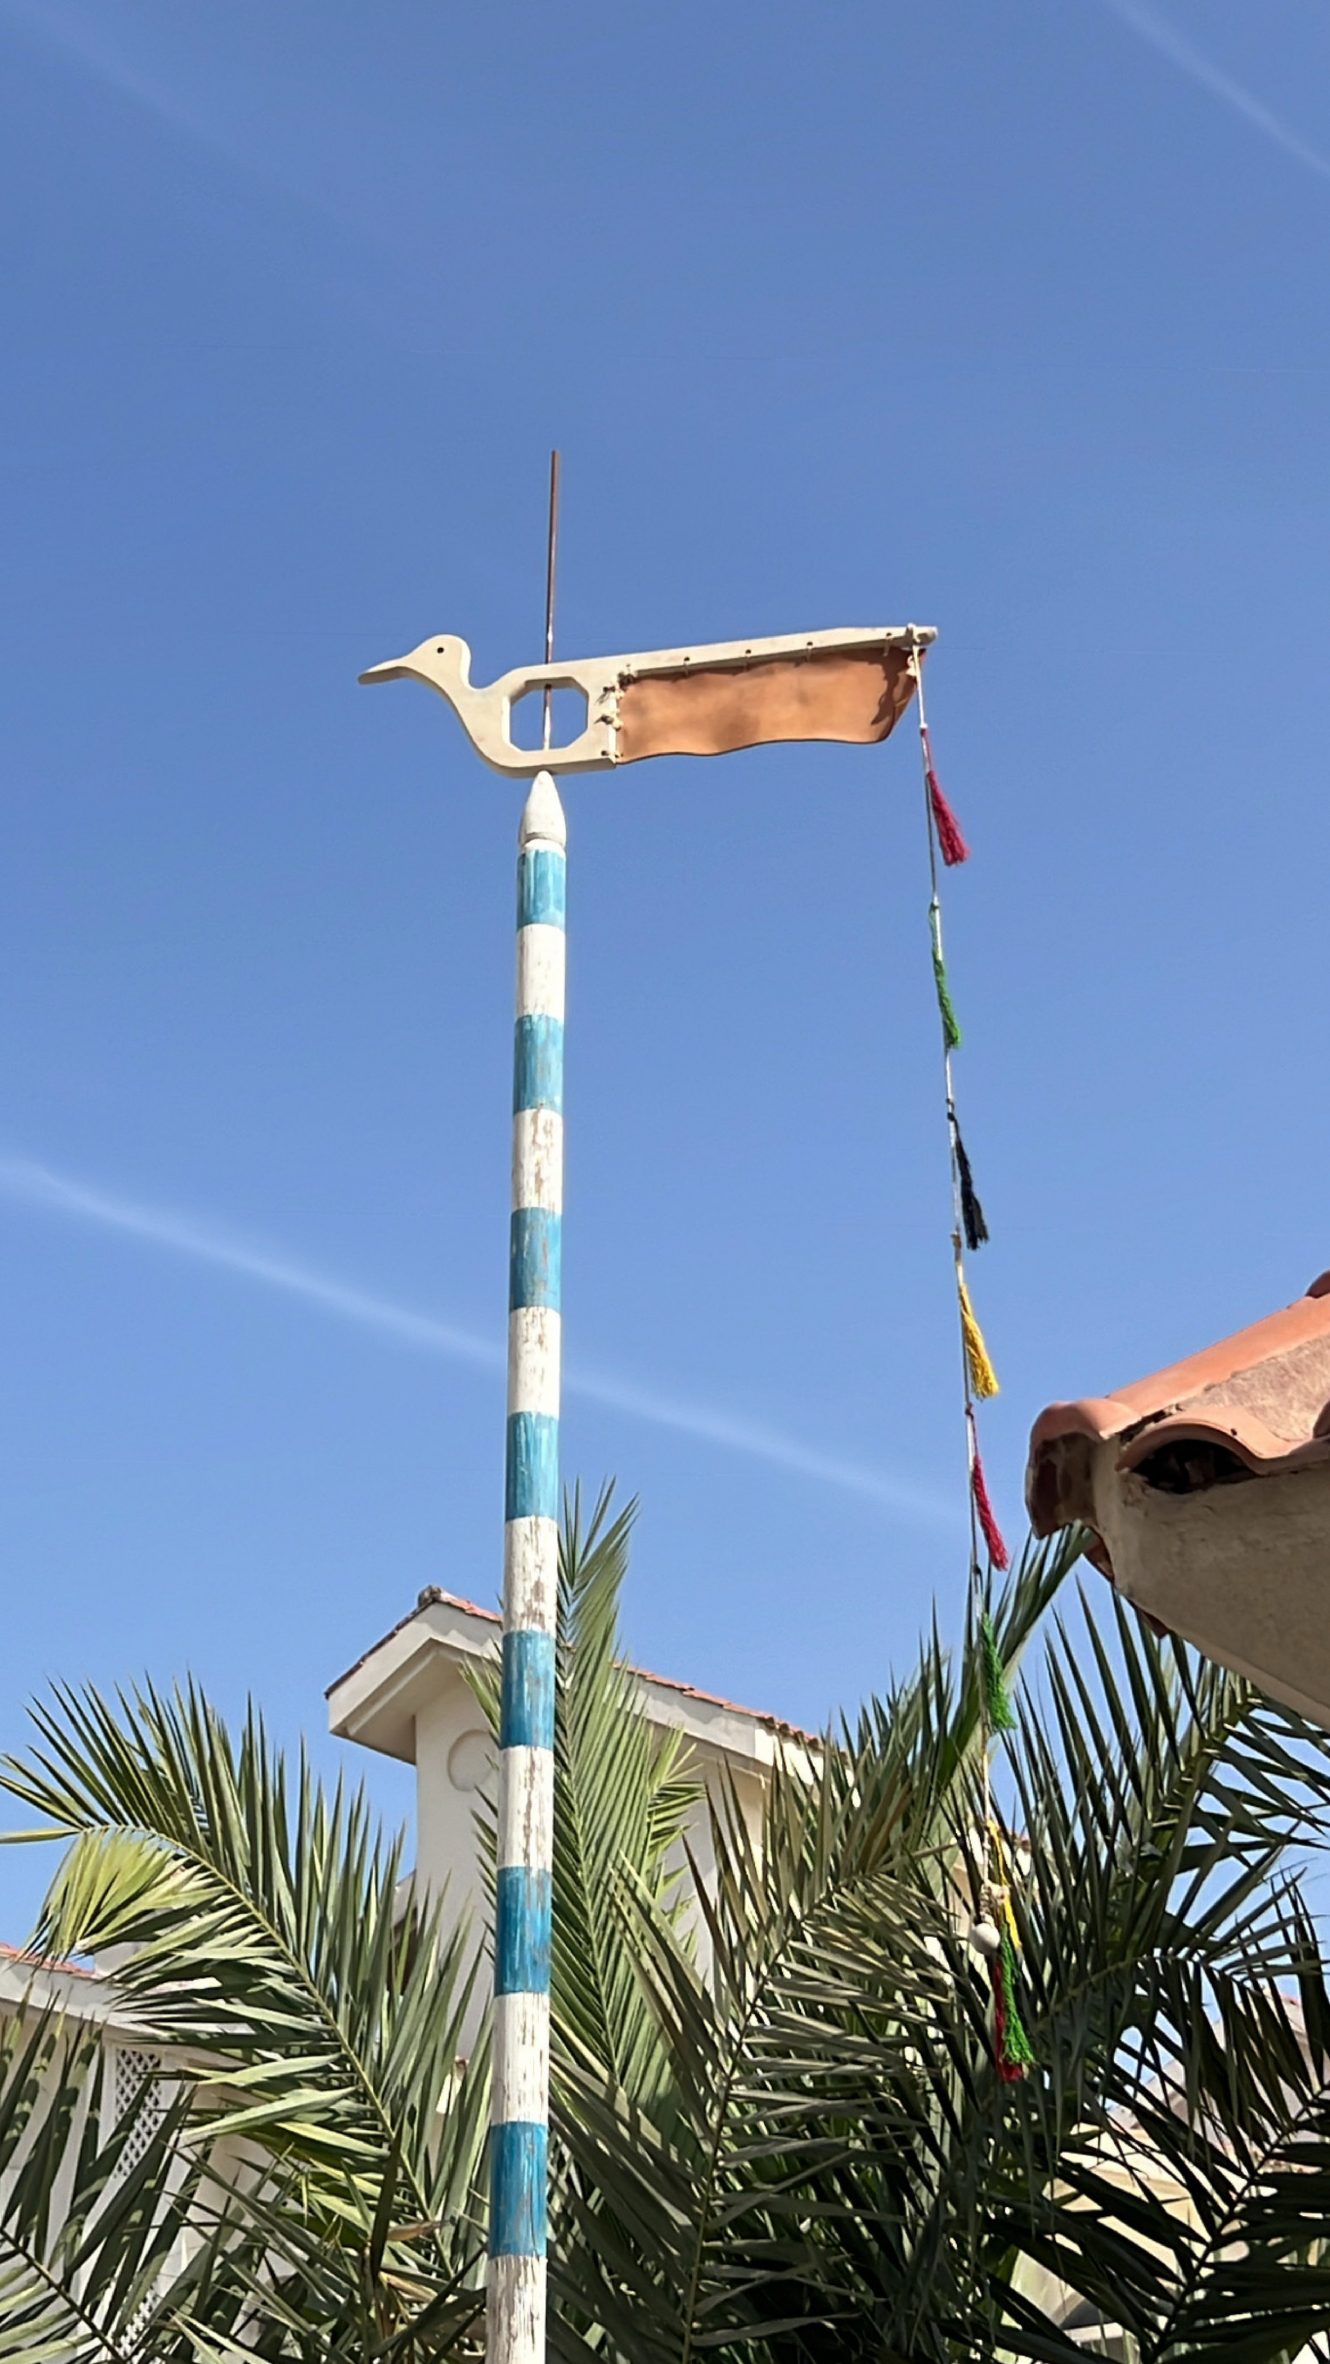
[0,1155,958,1527]
[1096,0,1330,181]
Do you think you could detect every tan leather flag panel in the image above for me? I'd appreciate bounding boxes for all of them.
[615,644,918,762]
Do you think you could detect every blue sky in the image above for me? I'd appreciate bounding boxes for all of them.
[2,0,1329,1925]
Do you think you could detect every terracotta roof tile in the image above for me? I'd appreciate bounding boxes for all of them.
[1025,1275,1330,1726]
[1028,1274,1330,1541]
[0,1941,99,1982]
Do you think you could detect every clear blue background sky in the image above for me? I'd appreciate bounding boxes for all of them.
[2,0,1328,1927]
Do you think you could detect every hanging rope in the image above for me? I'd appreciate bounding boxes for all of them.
[908,640,1030,2084]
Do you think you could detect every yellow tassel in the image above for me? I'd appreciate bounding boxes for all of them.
[958,1273,1000,1399]
[988,1827,1021,1951]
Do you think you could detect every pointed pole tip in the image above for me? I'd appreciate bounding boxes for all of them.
[520,769,567,850]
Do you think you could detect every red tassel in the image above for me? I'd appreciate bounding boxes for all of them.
[923,730,969,866]
[970,1431,1009,1573]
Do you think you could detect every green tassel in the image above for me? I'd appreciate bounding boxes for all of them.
[932,945,962,1051]
[981,1612,1017,1733]
[999,1931,1036,2071]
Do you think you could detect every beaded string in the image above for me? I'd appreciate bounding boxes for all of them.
[907,642,1032,2082]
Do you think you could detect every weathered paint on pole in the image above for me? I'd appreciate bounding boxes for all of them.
[489,767,565,2364]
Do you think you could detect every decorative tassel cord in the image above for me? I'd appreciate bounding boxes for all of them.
[958,1268,999,1402]
[970,1412,1009,1573]
[998,1933,1036,2070]
[908,641,1029,2082]
[952,1109,988,1252]
[931,917,962,1053]
[989,1937,1036,2082]
[923,725,970,867]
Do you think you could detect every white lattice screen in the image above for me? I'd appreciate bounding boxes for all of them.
[101,2042,183,2339]
[109,2045,169,2179]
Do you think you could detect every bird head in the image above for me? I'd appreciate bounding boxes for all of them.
[358,635,470,692]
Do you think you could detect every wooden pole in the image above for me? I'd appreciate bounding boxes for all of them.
[488,459,564,2364]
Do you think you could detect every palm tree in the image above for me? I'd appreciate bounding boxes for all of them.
[550,1543,1330,2363]
[5,1495,1330,2359]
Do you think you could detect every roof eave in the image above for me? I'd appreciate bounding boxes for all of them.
[327,1592,816,1770]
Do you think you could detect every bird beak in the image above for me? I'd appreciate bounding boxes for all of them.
[357,656,411,685]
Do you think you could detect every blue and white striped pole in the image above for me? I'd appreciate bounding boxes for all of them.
[489,767,565,2364]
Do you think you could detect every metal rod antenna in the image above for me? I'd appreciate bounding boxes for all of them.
[541,450,561,751]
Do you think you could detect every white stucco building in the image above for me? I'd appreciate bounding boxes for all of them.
[0,1590,811,2162]
[325,1584,812,1965]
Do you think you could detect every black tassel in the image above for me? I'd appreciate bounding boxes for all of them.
[951,1111,989,1252]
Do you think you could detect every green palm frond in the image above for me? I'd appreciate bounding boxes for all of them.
[550,1532,1090,2363]
[0,2001,273,2359]
[0,1686,490,2353]
[551,1484,701,2103]
[552,1528,1330,2363]
[9,1506,1330,2363]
